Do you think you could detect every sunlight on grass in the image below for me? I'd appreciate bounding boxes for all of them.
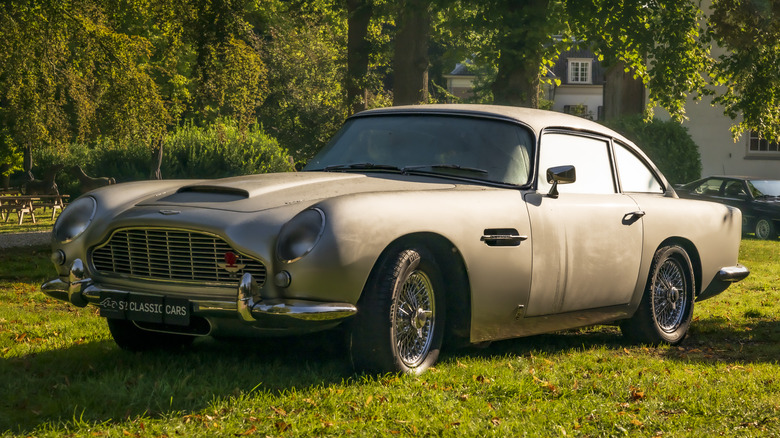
[1,239,778,436]
[0,207,58,234]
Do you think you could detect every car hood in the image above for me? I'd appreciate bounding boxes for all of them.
[133,171,456,212]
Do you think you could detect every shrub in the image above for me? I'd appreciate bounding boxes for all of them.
[603,115,702,185]
[29,120,293,198]
[162,121,294,179]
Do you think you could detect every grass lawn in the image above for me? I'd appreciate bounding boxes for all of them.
[0,207,59,234]
[1,239,778,437]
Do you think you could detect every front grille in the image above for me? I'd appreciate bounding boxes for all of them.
[91,228,267,286]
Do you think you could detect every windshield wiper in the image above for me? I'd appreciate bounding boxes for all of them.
[402,164,489,175]
[323,163,402,172]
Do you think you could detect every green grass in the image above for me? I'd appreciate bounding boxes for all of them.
[0,208,58,234]
[1,239,778,436]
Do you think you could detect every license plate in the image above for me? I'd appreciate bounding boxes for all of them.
[99,292,191,326]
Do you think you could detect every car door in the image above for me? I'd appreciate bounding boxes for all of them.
[524,131,644,316]
[718,179,754,224]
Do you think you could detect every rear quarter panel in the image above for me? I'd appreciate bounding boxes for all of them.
[627,193,743,303]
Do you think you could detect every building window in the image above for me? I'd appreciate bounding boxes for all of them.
[747,131,780,158]
[568,59,592,84]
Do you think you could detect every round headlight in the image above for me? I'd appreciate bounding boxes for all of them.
[53,196,97,243]
[277,208,325,262]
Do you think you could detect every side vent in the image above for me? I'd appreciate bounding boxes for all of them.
[480,228,528,247]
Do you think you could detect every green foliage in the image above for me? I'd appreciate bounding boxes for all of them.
[162,121,294,178]
[256,0,348,162]
[567,0,712,121]
[603,115,701,185]
[29,121,293,198]
[708,0,780,142]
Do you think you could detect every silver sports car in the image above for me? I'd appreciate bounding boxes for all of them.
[43,105,749,374]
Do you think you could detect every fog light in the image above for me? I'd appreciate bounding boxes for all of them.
[51,250,66,266]
[274,271,292,288]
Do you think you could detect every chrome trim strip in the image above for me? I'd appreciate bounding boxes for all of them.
[41,273,357,323]
[716,264,750,282]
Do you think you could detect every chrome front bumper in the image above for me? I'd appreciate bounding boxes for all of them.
[716,264,750,282]
[42,258,357,328]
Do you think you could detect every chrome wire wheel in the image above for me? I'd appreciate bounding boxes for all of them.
[392,270,435,368]
[652,258,687,333]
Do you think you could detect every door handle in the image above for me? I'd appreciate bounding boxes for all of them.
[622,210,645,224]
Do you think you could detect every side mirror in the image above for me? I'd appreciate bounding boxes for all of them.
[546,165,576,198]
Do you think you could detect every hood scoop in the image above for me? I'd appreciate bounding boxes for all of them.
[158,185,250,203]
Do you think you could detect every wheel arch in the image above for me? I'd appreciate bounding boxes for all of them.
[364,232,472,348]
[655,237,701,297]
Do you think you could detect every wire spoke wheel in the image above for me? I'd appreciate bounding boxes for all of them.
[621,245,694,345]
[392,270,435,367]
[652,258,687,333]
[350,247,445,374]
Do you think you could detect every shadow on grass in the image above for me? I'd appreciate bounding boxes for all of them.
[0,331,353,434]
[3,317,778,434]
[442,315,780,367]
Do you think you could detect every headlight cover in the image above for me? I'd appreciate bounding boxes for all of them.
[277,208,325,263]
[53,196,97,243]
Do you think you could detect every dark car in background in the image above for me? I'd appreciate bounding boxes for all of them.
[677,176,780,239]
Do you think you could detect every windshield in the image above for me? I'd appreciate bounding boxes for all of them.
[304,114,534,186]
[748,179,780,198]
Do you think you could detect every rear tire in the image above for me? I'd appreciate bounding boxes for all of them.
[349,247,445,374]
[621,245,695,345]
[107,319,195,351]
[755,217,777,240]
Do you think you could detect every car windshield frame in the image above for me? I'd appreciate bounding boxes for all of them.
[304,113,535,187]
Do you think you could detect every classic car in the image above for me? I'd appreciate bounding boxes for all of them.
[676,176,780,240]
[43,105,749,374]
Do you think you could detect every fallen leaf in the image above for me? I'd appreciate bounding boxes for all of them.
[630,387,645,401]
[491,417,501,426]
[237,425,257,436]
[270,406,287,416]
[275,421,291,432]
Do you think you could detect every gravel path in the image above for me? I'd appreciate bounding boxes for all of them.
[0,231,52,249]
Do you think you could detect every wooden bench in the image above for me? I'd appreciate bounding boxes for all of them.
[0,194,69,225]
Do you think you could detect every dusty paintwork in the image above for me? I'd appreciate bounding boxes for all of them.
[42,105,749,373]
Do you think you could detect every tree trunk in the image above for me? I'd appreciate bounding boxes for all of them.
[603,62,645,120]
[150,138,163,180]
[23,144,33,177]
[346,0,373,115]
[393,0,430,106]
[490,0,551,108]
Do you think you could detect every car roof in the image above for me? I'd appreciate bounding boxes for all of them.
[353,104,633,144]
[699,176,779,182]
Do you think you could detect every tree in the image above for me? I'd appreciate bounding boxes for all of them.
[393,0,431,105]
[708,0,780,141]
[346,0,374,114]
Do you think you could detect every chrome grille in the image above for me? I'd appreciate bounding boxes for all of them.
[91,228,267,286]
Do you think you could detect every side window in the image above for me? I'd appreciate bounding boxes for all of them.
[614,143,664,193]
[537,133,615,194]
[723,180,747,198]
[694,178,724,196]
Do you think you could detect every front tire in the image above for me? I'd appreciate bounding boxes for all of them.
[755,217,777,240]
[107,319,195,351]
[621,245,695,345]
[349,247,445,374]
